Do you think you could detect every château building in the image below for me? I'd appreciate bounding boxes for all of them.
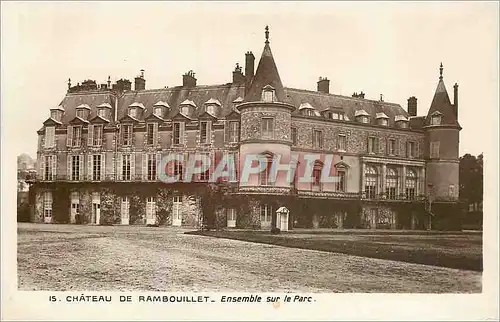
[32,27,462,230]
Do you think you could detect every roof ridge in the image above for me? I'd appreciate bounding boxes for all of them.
[121,83,245,95]
[284,87,402,107]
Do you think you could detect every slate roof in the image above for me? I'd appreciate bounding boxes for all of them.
[425,78,460,127]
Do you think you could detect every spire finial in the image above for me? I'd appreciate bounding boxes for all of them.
[68,78,71,89]
[265,25,269,44]
[439,62,443,80]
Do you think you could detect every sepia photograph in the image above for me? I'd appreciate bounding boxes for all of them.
[2,1,498,320]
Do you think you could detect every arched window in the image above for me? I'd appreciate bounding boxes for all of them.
[365,165,377,199]
[405,169,416,200]
[312,161,323,191]
[386,168,397,200]
[259,153,273,186]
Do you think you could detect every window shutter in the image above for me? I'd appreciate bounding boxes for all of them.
[41,155,46,180]
[131,125,135,146]
[142,154,147,180]
[180,122,185,145]
[415,142,419,158]
[130,153,136,181]
[97,126,102,146]
[406,142,410,158]
[366,137,370,152]
[116,153,123,180]
[67,155,72,180]
[224,121,229,143]
[386,138,389,155]
[156,153,161,180]
[119,126,123,145]
[207,121,212,144]
[88,125,94,146]
[376,138,380,154]
[87,154,93,181]
[79,154,84,181]
[67,126,73,147]
[154,123,159,146]
[52,155,57,180]
[101,153,106,181]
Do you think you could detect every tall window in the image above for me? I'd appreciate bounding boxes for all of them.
[367,136,377,154]
[407,141,416,158]
[147,154,157,181]
[228,121,239,143]
[71,155,81,181]
[336,170,346,192]
[386,168,397,200]
[88,125,103,147]
[291,127,298,146]
[405,169,416,200]
[260,204,272,225]
[261,118,274,139]
[227,153,237,182]
[430,141,440,159]
[44,127,55,148]
[337,134,346,151]
[173,162,183,182]
[365,165,377,199]
[147,124,155,145]
[43,155,56,181]
[259,154,273,186]
[172,195,182,225]
[121,124,132,146]
[313,130,323,149]
[173,122,183,145]
[312,162,322,191]
[122,154,131,180]
[72,126,82,147]
[43,191,53,220]
[199,154,211,181]
[200,121,210,144]
[92,154,102,181]
[387,139,396,155]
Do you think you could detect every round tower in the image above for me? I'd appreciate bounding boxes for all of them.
[424,63,462,230]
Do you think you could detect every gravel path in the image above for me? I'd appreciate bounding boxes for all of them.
[17,223,481,293]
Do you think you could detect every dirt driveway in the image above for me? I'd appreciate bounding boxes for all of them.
[17,223,481,293]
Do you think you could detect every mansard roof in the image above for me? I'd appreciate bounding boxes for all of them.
[59,92,115,124]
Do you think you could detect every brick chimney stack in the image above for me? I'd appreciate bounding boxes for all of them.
[317,77,330,94]
[183,70,197,88]
[407,96,417,116]
[232,63,245,85]
[134,69,146,91]
[245,51,255,84]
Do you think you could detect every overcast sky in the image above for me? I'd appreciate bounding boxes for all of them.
[1,1,498,158]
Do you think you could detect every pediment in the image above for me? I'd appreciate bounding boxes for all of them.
[89,115,110,124]
[118,114,140,123]
[334,161,350,169]
[69,116,89,125]
[145,113,164,122]
[43,118,62,126]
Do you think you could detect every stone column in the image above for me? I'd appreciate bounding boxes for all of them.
[411,213,417,230]
[401,165,407,199]
[419,167,426,198]
[381,163,387,199]
[361,162,366,198]
[390,209,397,229]
[371,210,377,229]
[336,212,344,229]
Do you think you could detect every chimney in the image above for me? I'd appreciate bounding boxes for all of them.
[182,70,197,88]
[134,69,146,91]
[317,77,330,94]
[232,63,245,85]
[407,96,417,116]
[245,51,255,83]
[453,83,458,117]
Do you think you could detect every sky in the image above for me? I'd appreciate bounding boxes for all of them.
[1,1,498,159]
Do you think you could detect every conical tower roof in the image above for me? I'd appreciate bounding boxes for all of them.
[245,26,285,102]
[425,63,460,127]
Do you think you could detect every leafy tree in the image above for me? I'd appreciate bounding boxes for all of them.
[459,153,483,210]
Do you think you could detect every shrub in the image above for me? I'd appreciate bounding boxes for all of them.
[271,227,281,234]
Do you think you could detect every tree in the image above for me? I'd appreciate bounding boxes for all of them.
[459,153,483,210]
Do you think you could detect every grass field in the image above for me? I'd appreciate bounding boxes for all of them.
[187,229,483,271]
[17,223,481,293]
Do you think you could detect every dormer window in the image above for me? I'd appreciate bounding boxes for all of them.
[355,110,370,124]
[129,107,136,118]
[395,115,409,128]
[376,113,389,126]
[154,107,162,117]
[430,112,442,125]
[76,109,85,119]
[204,98,221,116]
[299,103,318,117]
[262,85,275,102]
[98,108,106,118]
[180,106,189,115]
[50,107,64,122]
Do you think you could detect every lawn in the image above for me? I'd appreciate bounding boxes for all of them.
[186,229,483,271]
[17,223,481,292]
